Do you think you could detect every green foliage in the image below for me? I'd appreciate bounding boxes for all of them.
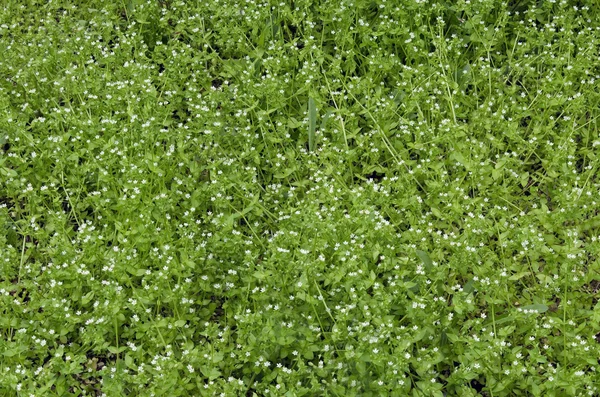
[1,0,600,395]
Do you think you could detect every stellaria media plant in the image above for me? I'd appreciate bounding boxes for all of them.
[1,0,600,395]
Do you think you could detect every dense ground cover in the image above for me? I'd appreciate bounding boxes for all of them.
[1,0,600,395]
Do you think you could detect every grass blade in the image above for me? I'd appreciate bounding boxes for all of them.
[308,97,316,152]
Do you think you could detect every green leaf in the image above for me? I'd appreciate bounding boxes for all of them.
[509,271,530,281]
[277,334,295,345]
[356,360,367,375]
[416,249,433,271]
[308,97,316,152]
[81,291,94,305]
[3,344,27,357]
[253,270,272,280]
[409,282,420,294]
[492,168,502,180]
[359,353,371,362]
[499,325,516,337]
[125,354,134,369]
[463,280,475,293]
[446,332,460,343]
[404,281,417,289]
[0,166,17,177]
[520,172,530,187]
[274,167,296,179]
[212,351,224,363]
[450,152,470,171]
[107,346,127,354]
[200,366,222,380]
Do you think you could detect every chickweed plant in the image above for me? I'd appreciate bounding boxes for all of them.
[1,0,600,395]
